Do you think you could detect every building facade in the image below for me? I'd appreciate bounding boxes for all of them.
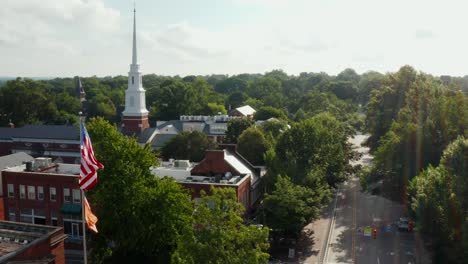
[0,159,83,244]
[153,148,264,213]
[0,125,80,164]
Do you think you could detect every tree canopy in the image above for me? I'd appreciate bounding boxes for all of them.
[161,131,215,162]
[237,127,270,165]
[225,117,254,144]
[85,117,193,263]
[173,188,270,264]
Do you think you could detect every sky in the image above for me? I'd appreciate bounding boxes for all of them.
[1,0,468,77]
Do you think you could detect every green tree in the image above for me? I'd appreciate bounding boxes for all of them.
[201,103,227,115]
[408,137,468,263]
[365,65,417,150]
[161,131,215,162]
[260,176,329,238]
[225,117,254,143]
[322,81,358,101]
[0,78,58,126]
[237,127,270,165]
[214,77,248,94]
[373,77,467,192]
[254,106,288,121]
[259,119,289,143]
[357,71,384,105]
[273,113,348,187]
[85,118,193,263]
[173,188,270,264]
[226,92,249,110]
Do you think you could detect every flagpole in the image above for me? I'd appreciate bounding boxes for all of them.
[79,113,88,264]
[81,190,88,264]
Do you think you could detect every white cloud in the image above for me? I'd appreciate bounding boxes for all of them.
[3,0,468,77]
[0,0,121,76]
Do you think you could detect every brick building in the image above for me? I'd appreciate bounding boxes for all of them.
[0,158,83,244]
[152,148,264,212]
[0,125,80,164]
[0,220,66,264]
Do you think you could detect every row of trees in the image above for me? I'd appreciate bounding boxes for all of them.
[408,137,468,263]
[367,66,467,193]
[0,68,382,129]
[364,66,468,262]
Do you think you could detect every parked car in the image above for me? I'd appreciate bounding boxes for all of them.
[397,217,414,231]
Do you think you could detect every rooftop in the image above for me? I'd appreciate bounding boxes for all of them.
[0,221,65,262]
[0,125,79,141]
[233,105,256,116]
[0,153,34,170]
[3,157,80,176]
[152,159,248,186]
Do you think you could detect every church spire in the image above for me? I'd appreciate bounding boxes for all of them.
[132,6,137,65]
[122,3,149,134]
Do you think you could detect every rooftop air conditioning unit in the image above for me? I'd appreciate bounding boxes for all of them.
[228,176,240,184]
[34,157,52,169]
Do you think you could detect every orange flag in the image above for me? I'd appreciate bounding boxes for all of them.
[84,196,98,233]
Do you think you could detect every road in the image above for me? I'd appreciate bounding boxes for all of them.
[322,134,429,264]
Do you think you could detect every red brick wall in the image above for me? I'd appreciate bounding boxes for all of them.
[237,177,251,210]
[14,239,50,260]
[191,150,241,175]
[0,142,13,156]
[122,115,150,134]
[51,240,65,264]
[0,197,5,220]
[12,234,65,264]
[181,177,252,212]
[2,170,80,226]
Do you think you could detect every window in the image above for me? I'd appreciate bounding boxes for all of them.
[73,189,81,203]
[63,214,83,239]
[27,186,35,200]
[37,186,44,200]
[8,208,15,221]
[20,208,33,224]
[50,211,58,226]
[33,209,46,225]
[20,208,45,225]
[19,185,25,199]
[132,76,134,84]
[50,187,56,202]
[64,188,71,203]
[7,184,14,198]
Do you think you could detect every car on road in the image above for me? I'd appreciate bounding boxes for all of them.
[397,217,413,231]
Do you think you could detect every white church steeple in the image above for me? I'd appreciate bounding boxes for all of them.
[122,7,149,133]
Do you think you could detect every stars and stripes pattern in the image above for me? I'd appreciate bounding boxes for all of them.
[80,122,103,191]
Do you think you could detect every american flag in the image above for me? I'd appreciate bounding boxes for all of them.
[80,122,103,191]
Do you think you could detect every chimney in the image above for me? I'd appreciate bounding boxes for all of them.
[23,161,33,172]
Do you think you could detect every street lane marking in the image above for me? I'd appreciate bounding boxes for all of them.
[352,178,357,263]
[322,184,341,264]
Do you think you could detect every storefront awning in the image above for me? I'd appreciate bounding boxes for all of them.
[60,203,82,215]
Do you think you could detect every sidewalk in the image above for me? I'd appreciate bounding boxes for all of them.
[297,196,335,264]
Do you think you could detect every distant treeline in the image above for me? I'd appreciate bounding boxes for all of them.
[0,67,466,128]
